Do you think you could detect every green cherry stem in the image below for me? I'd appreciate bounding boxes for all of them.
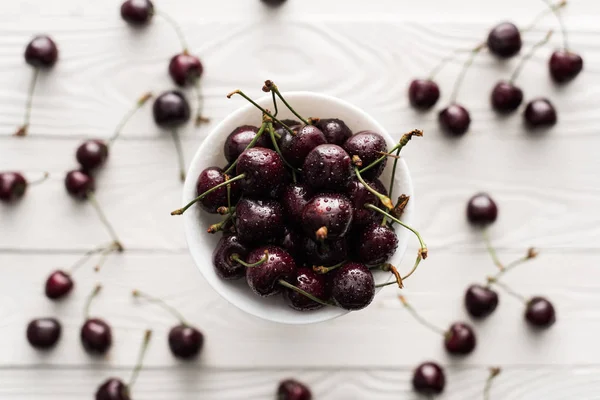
[522,0,566,33]
[231,251,269,268]
[354,167,394,210]
[171,129,186,182]
[84,284,102,320]
[488,248,538,283]
[278,279,334,307]
[27,172,50,186]
[128,330,153,390]
[224,122,268,174]
[87,192,124,249]
[207,213,235,234]
[68,242,117,274]
[268,122,300,172]
[509,31,553,84]
[171,174,245,215]
[15,68,40,136]
[483,367,502,400]
[154,10,189,52]
[108,92,153,146]
[398,295,447,336]
[482,228,503,271]
[193,81,210,126]
[313,260,346,274]
[271,91,279,117]
[263,80,310,125]
[227,90,295,135]
[132,289,190,325]
[358,129,423,176]
[541,0,569,49]
[487,277,528,304]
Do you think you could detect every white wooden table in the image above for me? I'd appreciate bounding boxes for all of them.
[2,0,600,398]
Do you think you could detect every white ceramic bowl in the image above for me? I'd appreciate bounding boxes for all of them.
[183,92,414,324]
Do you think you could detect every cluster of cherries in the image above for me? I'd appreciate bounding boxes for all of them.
[172,80,427,312]
[408,0,583,136]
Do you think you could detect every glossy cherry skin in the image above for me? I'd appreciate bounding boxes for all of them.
[487,22,522,59]
[303,144,353,191]
[65,170,95,199]
[301,236,348,267]
[286,268,329,311]
[195,166,241,213]
[120,0,154,25]
[169,324,204,359]
[81,318,112,355]
[277,379,312,400]
[24,35,58,68]
[465,284,499,319]
[246,246,296,297]
[356,223,398,266]
[0,172,27,202]
[169,53,203,86]
[343,131,388,180]
[212,235,248,280]
[76,140,109,171]
[524,98,557,128]
[525,297,556,328]
[236,147,286,198]
[224,125,271,163]
[302,193,354,240]
[281,228,304,261]
[279,124,327,168]
[408,79,441,110]
[281,183,313,226]
[491,81,523,113]
[331,262,375,310]
[26,318,62,349]
[235,198,285,245]
[444,322,476,355]
[345,178,387,226]
[45,270,74,299]
[95,378,129,400]
[466,192,498,226]
[439,104,471,136]
[152,91,190,128]
[549,50,583,83]
[314,118,352,145]
[412,362,446,395]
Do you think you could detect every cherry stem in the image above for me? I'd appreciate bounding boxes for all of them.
[132,289,189,325]
[313,260,346,274]
[376,253,423,288]
[231,250,269,268]
[398,295,446,336]
[522,0,567,33]
[449,42,486,103]
[84,284,102,320]
[208,213,234,234]
[224,122,267,174]
[93,246,116,273]
[385,264,403,288]
[487,277,528,304]
[510,30,553,83]
[358,129,423,176]
[387,148,402,199]
[354,168,394,210]
[193,80,209,126]
[428,48,479,80]
[482,229,503,271]
[155,10,188,52]
[226,183,232,216]
[108,92,153,145]
[542,0,569,49]
[28,172,50,186]
[268,122,300,172]
[483,367,501,400]
[365,203,428,259]
[170,129,186,182]
[87,192,124,249]
[128,330,153,390]
[488,248,538,283]
[15,68,39,137]
[263,81,310,125]
[227,90,295,135]
[69,242,120,274]
[278,279,334,307]
[270,91,279,117]
[172,173,245,215]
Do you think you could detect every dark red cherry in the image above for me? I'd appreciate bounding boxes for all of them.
[314,118,352,145]
[408,79,441,110]
[24,35,58,68]
[45,270,74,299]
[303,144,353,191]
[487,22,522,59]
[224,125,271,163]
[356,223,398,266]
[152,91,190,128]
[26,318,62,349]
[331,262,374,310]
[212,235,248,280]
[301,236,348,267]
[466,192,498,226]
[524,98,557,128]
[262,0,288,6]
[120,0,154,26]
[195,167,241,213]
[76,140,109,171]
[0,172,27,202]
[549,50,583,83]
[444,322,476,355]
[236,147,286,198]
[281,228,304,261]
[277,379,312,400]
[439,104,471,136]
[281,183,313,226]
[412,362,446,395]
[273,119,301,138]
[65,170,95,199]
[246,246,296,297]
[525,297,556,328]
[345,178,387,226]
[235,198,285,245]
[491,81,523,113]
[81,318,112,355]
[465,284,499,319]
[95,378,129,400]
[286,268,329,311]
[169,53,203,86]
[168,324,204,359]
[342,131,388,180]
[279,124,327,168]
[302,193,354,240]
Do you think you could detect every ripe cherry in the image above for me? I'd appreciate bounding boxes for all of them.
[439,104,470,136]
[77,140,109,171]
[412,361,445,395]
[286,268,329,311]
[343,131,388,180]
[169,53,203,86]
[235,198,285,245]
[0,172,27,202]
[120,0,154,26]
[487,22,522,58]
[549,50,583,83]
[524,98,557,129]
[331,262,375,310]
[281,228,304,261]
[224,125,271,163]
[246,246,296,297]
[444,322,476,355]
[236,147,286,198]
[80,285,112,355]
[65,170,95,199]
[26,318,62,349]
[195,167,241,213]
[491,81,523,113]
[466,192,498,226]
[345,178,387,226]
[279,124,327,168]
[212,235,249,280]
[281,183,313,226]
[465,284,499,319]
[277,379,312,400]
[314,118,352,145]
[303,144,352,191]
[356,222,398,266]
[153,90,190,128]
[525,297,556,328]
[408,79,441,110]
[301,236,348,267]
[45,270,74,299]
[262,0,288,6]
[302,193,354,240]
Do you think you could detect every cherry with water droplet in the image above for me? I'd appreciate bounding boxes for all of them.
[281,183,313,226]
[279,124,327,169]
[356,222,398,266]
[346,178,387,226]
[302,193,354,241]
[235,198,285,245]
[224,125,271,163]
[331,262,375,310]
[212,235,249,280]
[246,245,296,297]
[195,166,241,213]
[236,147,286,198]
[314,118,352,145]
[286,268,329,311]
[301,236,348,267]
[303,144,353,191]
[343,131,388,180]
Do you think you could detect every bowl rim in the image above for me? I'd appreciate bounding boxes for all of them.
[182,91,414,324]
